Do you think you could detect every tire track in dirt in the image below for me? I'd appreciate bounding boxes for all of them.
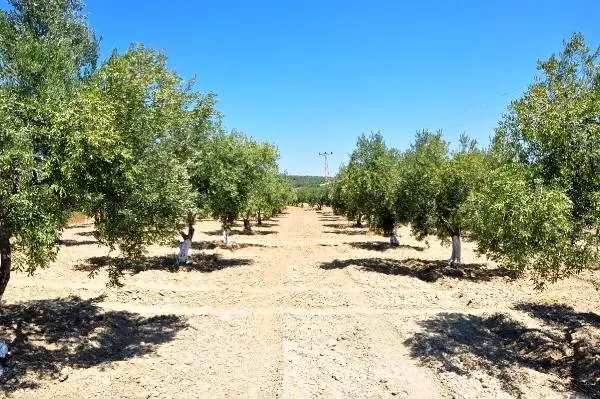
[339,266,451,398]
[276,210,451,398]
[187,213,292,398]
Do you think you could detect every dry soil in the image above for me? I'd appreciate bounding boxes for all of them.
[1,207,599,398]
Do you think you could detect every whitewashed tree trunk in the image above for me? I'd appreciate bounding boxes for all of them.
[221,228,229,246]
[178,239,191,264]
[447,234,461,268]
[390,228,399,247]
[177,214,195,265]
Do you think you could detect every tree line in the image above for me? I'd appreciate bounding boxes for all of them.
[0,0,294,299]
[286,175,325,189]
[0,0,597,300]
[330,33,600,288]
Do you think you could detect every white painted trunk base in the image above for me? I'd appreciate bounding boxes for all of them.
[178,239,191,264]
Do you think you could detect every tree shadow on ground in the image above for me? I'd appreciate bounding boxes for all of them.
[75,231,96,237]
[255,222,279,228]
[323,223,348,229]
[205,229,277,236]
[324,229,369,236]
[346,241,425,252]
[64,223,93,229]
[0,296,186,392]
[56,239,98,247]
[515,303,600,329]
[323,223,366,229]
[225,242,273,250]
[319,217,343,222]
[75,253,253,275]
[405,307,600,398]
[319,257,512,282]
[515,303,600,332]
[514,302,600,396]
[168,240,269,251]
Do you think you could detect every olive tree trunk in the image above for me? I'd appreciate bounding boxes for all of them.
[257,211,262,226]
[177,213,195,264]
[221,227,229,246]
[183,213,195,241]
[356,213,363,227]
[0,233,11,302]
[390,229,399,247]
[243,218,252,233]
[448,233,461,268]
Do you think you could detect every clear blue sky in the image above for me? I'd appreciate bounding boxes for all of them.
[5,1,600,175]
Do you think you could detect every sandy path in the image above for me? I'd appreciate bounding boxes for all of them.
[271,210,447,398]
[2,207,600,398]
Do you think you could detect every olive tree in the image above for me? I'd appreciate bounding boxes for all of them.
[295,186,329,210]
[191,130,279,240]
[395,131,487,267]
[0,0,217,292]
[334,133,399,233]
[464,165,580,287]
[466,33,600,285]
[0,0,97,299]
[68,47,200,267]
[494,33,600,229]
[246,171,294,225]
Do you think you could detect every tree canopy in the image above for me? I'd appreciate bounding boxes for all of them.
[0,0,99,296]
[472,33,600,285]
[0,0,598,299]
[0,0,292,297]
[332,133,399,232]
[331,34,600,285]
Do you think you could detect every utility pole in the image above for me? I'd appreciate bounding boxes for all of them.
[318,152,333,183]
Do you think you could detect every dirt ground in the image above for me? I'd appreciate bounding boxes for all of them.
[1,206,599,398]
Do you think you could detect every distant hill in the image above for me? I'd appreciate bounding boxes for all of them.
[286,175,325,189]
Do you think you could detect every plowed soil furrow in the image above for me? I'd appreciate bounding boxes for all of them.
[2,207,599,398]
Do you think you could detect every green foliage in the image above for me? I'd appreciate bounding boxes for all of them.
[332,133,399,232]
[247,172,294,219]
[65,46,198,268]
[288,174,328,210]
[286,175,325,189]
[397,130,488,242]
[481,33,600,284]
[395,130,449,237]
[0,0,98,279]
[0,90,71,274]
[191,130,282,229]
[463,166,583,287]
[329,168,349,214]
[494,33,600,227]
[0,0,98,101]
[295,185,329,209]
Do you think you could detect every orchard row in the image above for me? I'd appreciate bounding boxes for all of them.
[326,33,599,288]
[0,1,294,297]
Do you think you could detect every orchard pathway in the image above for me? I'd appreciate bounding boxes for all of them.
[4,207,599,398]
